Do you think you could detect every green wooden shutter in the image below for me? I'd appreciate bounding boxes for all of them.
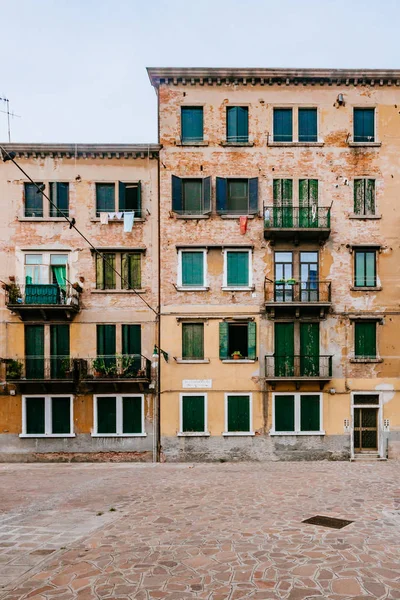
[181,107,203,142]
[25,325,44,379]
[299,179,308,227]
[50,182,69,217]
[26,397,45,434]
[96,254,104,289]
[227,106,238,141]
[182,395,205,432]
[122,396,142,433]
[354,180,364,214]
[97,325,116,356]
[122,324,141,355]
[96,183,115,215]
[227,395,250,432]
[274,395,295,432]
[118,181,126,211]
[182,323,204,359]
[248,178,258,214]
[365,179,375,215]
[273,108,292,142]
[52,397,71,434]
[274,323,294,376]
[300,395,320,432]
[354,108,374,142]
[50,324,70,379]
[172,176,183,212]
[97,396,117,434]
[237,106,248,141]
[300,322,320,376]
[227,252,249,286]
[203,177,211,213]
[219,322,229,359]
[355,321,376,358]
[282,179,293,227]
[273,179,282,226]
[298,108,317,142]
[216,177,227,213]
[123,253,141,289]
[182,252,203,286]
[247,321,256,360]
[104,253,116,289]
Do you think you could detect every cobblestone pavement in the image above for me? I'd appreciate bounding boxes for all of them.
[0,461,399,600]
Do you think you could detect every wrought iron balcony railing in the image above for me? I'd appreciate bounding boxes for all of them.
[4,356,75,381]
[84,355,151,380]
[265,280,331,304]
[263,206,331,229]
[5,284,80,308]
[265,355,333,379]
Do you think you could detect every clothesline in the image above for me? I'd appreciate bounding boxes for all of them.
[100,211,135,232]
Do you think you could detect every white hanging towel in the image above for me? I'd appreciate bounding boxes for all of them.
[124,211,134,232]
[116,212,123,220]
[100,212,109,225]
[108,212,117,220]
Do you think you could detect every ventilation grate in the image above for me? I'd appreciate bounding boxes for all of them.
[302,515,353,529]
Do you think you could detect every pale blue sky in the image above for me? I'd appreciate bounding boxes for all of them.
[1,0,399,143]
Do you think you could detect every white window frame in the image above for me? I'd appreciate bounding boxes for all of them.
[222,248,253,291]
[270,392,324,436]
[352,106,377,144]
[92,394,146,437]
[23,251,69,285]
[223,392,254,436]
[20,395,75,438]
[177,248,208,291]
[178,393,209,437]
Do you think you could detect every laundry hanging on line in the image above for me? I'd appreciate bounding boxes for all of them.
[124,211,135,232]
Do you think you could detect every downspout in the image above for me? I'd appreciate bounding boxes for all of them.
[156,84,162,463]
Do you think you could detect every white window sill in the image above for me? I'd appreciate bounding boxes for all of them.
[175,214,210,220]
[350,358,383,364]
[350,286,382,292]
[175,358,210,364]
[222,286,254,292]
[348,142,381,147]
[19,434,76,438]
[222,432,255,437]
[175,286,209,292]
[91,289,147,294]
[18,217,68,222]
[268,141,324,147]
[270,431,325,436]
[349,214,382,220]
[222,359,256,364]
[175,141,209,147]
[177,432,210,437]
[219,214,256,219]
[91,433,147,437]
[220,141,254,147]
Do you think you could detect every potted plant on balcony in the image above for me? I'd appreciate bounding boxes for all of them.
[61,358,72,378]
[92,358,106,378]
[286,278,297,285]
[5,359,23,380]
[231,350,243,360]
[119,355,137,378]
[2,279,22,304]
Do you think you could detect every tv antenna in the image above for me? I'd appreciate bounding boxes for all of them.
[0,97,21,142]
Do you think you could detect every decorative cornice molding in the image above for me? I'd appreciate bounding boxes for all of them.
[0,143,161,159]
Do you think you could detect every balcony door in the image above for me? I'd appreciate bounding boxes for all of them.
[300,252,318,302]
[300,323,319,376]
[274,323,294,377]
[273,179,293,227]
[24,253,68,304]
[25,325,44,379]
[275,252,293,302]
[299,179,318,228]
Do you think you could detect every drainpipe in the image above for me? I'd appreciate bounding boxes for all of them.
[155,86,162,463]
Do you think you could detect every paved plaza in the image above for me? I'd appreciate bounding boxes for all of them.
[0,461,399,599]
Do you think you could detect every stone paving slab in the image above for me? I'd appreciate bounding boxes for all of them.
[0,462,398,599]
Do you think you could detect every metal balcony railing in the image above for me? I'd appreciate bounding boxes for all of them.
[84,355,151,380]
[5,284,80,308]
[265,355,333,379]
[265,280,331,304]
[263,206,331,229]
[4,356,75,380]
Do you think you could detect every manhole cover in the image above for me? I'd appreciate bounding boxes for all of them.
[302,515,353,529]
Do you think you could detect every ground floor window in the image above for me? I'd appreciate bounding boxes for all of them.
[93,395,145,436]
[179,394,208,434]
[21,396,74,437]
[224,393,253,434]
[272,393,323,434]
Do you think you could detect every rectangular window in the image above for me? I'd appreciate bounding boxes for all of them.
[227,179,248,213]
[179,251,205,288]
[298,108,318,142]
[94,395,145,436]
[354,108,375,142]
[216,177,258,215]
[355,321,377,359]
[354,179,375,215]
[182,323,204,360]
[50,324,70,379]
[225,394,252,434]
[22,396,73,436]
[171,176,211,215]
[49,182,69,217]
[96,253,116,290]
[25,325,44,379]
[24,182,44,217]
[354,249,377,287]
[121,253,141,289]
[226,106,249,143]
[181,106,203,143]
[219,321,256,360]
[180,394,206,433]
[225,250,251,288]
[273,393,323,434]
[96,183,115,215]
[273,108,293,142]
[122,324,142,373]
[118,182,141,216]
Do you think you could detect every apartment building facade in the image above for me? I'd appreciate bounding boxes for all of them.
[1,68,400,462]
[0,144,160,461]
[149,67,400,462]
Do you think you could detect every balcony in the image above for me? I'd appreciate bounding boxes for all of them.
[3,356,77,394]
[265,355,333,389]
[264,280,332,318]
[263,206,331,243]
[5,284,80,321]
[80,354,152,392]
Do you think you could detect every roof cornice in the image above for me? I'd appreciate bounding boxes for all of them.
[0,143,160,159]
[147,67,400,88]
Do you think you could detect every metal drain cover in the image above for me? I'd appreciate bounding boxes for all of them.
[302,515,353,529]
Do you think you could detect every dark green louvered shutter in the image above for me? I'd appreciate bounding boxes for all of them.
[50,324,70,378]
[52,397,71,434]
[248,178,258,214]
[300,395,320,432]
[96,253,115,290]
[97,397,116,433]
[354,179,364,214]
[182,252,203,286]
[26,397,45,434]
[354,108,375,142]
[227,395,250,432]
[227,106,248,142]
[355,321,376,358]
[50,182,69,217]
[216,177,227,213]
[122,324,141,372]
[182,323,204,359]
[273,109,292,142]
[247,321,256,360]
[275,395,295,432]
[300,322,320,376]
[25,183,44,217]
[97,325,116,356]
[219,322,229,359]
[181,107,203,142]
[118,181,126,210]
[172,175,183,212]
[182,395,205,432]
[274,323,294,377]
[227,252,249,286]
[203,177,211,213]
[25,325,44,379]
[365,179,375,215]
[122,396,142,433]
[298,108,317,142]
[96,183,115,215]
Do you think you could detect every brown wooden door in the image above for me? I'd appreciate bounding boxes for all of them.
[353,407,378,452]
